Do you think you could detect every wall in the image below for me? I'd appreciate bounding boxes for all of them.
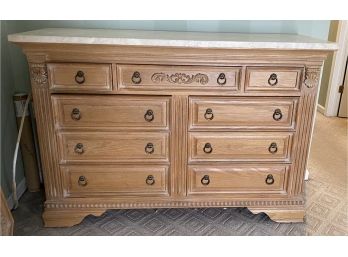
[0,20,331,200]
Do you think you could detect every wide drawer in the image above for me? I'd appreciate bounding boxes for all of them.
[117,64,241,90]
[47,63,112,92]
[52,95,169,129]
[62,165,169,197]
[189,97,298,130]
[187,165,289,195]
[245,67,302,92]
[57,132,169,163]
[188,132,293,162]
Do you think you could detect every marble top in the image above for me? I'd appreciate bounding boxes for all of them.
[8,28,338,50]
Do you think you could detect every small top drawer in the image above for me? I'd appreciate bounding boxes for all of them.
[117,64,241,90]
[47,63,112,92]
[245,67,303,92]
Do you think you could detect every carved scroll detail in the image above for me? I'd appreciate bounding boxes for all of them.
[29,63,48,86]
[304,67,321,88]
[151,72,209,85]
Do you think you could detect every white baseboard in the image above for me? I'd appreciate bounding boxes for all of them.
[317,104,325,114]
[6,178,27,210]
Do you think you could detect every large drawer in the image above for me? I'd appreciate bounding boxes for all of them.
[117,64,241,90]
[62,165,169,197]
[52,95,170,129]
[189,97,298,130]
[188,132,293,162]
[187,165,289,195]
[57,132,169,163]
[47,63,113,92]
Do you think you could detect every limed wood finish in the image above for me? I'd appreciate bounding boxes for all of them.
[15,39,330,227]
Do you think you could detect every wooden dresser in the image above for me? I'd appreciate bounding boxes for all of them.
[8,29,336,227]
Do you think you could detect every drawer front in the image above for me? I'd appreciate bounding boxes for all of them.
[189,132,293,162]
[117,64,241,90]
[188,165,288,195]
[58,132,169,163]
[62,165,169,197]
[189,97,298,130]
[52,95,169,129]
[245,67,302,91]
[47,63,112,91]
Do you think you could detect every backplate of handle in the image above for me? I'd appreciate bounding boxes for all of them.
[71,108,81,120]
[144,109,154,122]
[74,143,84,154]
[78,175,88,186]
[273,109,283,121]
[75,70,85,84]
[217,73,226,85]
[268,142,278,154]
[131,71,142,84]
[145,143,155,154]
[268,73,278,86]
[203,143,213,154]
[265,174,275,185]
[204,108,214,120]
[146,175,155,185]
[201,175,210,185]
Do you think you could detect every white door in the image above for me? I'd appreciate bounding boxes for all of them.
[338,58,348,118]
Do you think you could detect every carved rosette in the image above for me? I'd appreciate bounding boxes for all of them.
[29,63,48,87]
[151,72,209,85]
[304,67,321,88]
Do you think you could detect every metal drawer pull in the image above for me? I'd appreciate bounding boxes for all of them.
[75,70,85,84]
[265,174,275,185]
[268,142,278,154]
[146,175,155,185]
[273,109,283,121]
[145,143,154,154]
[131,71,142,84]
[74,143,84,154]
[78,175,88,187]
[71,108,81,120]
[268,73,278,86]
[203,143,213,154]
[144,109,154,122]
[201,175,210,185]
[217,73,227,85]
[204,108,214,120]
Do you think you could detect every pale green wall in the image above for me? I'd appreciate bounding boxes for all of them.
[0,20,331,199]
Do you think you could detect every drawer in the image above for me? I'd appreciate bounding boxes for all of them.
[58,132,169,163]
[189,132,293,162]
[245,67,302,91]
[47,63,112,91]
[117,64,241,90]
[62,165,169,197]
[52,95,169,129]
[187,165,289,195]
[189,97,298,130]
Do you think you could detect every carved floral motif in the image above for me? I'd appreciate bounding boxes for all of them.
[151,72,209,85]
[29,64,48,86]
[304,67,321,88]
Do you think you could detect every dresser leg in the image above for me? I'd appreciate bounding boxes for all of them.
[248,207,305,223]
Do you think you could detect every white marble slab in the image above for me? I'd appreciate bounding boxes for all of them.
[8,28,338,50]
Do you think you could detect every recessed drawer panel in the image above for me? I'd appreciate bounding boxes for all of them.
[52,95,169,129]
[188,165,288,195]
[62,165,169,197]
[47,63,112,91]
[189,97,298,130]
[58,132,169,163]
[189,132,293,162]
[245,67,302,91]
[117,64,241,90]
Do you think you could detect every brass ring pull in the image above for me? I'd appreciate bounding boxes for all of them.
[78,175,88,187]
[144,109,154,122]
[203,143,213,154]
[71,108,81,121]
[204,108,214,120]
[145,143,154,154]
[75,70,85,84]
[268,142,278,154]
[146,175,155,185]
[273,109,283,121]
[217,73,227,85]
[265,174,275,185]
[131,71,142,84]
[201,175,210,185]
[268,73,278,86]
[74,143,84,154]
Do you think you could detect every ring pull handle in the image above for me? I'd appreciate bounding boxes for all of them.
[74,143,84,154]
[78,176,88,187]
[268,73,278,86]
[273,109,283,121]
[217,73,227,85]
[204,108,214,120]
[145,143,154,154]
[268,142,278,154]
[146,175,155,185]
[265,174,275,185]
[201,175,210,185]
[131,71,142,84]
[71,108,81,121]
[75,70,85,84]
[144,109,154,122]
[203,143,213,154]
